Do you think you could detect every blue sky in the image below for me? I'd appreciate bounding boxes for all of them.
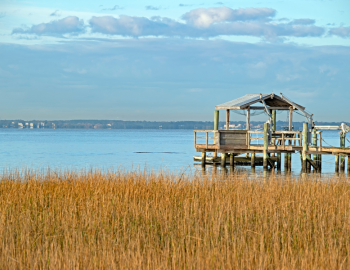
[0,0,349,121]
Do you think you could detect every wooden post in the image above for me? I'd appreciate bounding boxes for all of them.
[289,107,293,131]
[221,153,227,167]
[214,110,219,131]
[201,152,206,167]
[214,110,219,158]
[246,107,250,131]
[230,154,234,168]
[340,133,345,171]
[271,110,276,157]
[226,109,230,130]
[263,123,269,170]
[284,153,288,170]
[312,130,317,172]
[302,123,308,173]
[277,153,281,170]
[335,155,339,173]
[287,153,292,171]
[251,153,255,168]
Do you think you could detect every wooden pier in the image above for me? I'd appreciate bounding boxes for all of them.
[194,93,350,172]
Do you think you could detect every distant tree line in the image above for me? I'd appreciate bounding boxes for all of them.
[0,120,348,130]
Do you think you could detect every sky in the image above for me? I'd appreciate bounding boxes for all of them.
[0,0,349,122]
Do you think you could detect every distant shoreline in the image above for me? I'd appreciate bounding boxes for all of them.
[1,120,348,130]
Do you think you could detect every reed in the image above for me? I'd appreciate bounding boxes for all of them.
[0,169,349,269]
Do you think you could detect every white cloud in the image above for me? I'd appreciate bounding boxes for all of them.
[12,16,85,36]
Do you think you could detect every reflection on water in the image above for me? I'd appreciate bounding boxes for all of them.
[0,129,348,177]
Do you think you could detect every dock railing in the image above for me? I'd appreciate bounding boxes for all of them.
[194,129,323,151]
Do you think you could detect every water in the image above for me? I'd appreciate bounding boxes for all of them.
[1,129,348,175]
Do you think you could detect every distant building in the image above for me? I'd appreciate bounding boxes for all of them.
[30,123,33,128]
[18,123,23,128]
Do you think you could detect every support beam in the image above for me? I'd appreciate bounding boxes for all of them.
[289,106,293,131]
[335,155,339,173]
[284,153,288,171]
[251,153,255,168]
[201,152,206,167]
[302,123,308,172]
[340,133,346,171]
[263,123,269,170]
[230,154,235,168]
[221,153,227,167]
[306,156,320,172]
[214,110,219,158]
[246,107,250,131]
[277,153,281,170]
[226,109,230,130]
[214,110,219,131]
[271,110,276,157]
[287,153,292,171]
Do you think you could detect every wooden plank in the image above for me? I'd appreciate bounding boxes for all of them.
[220,139,246,145]
[248,106,294,110]
[289,107,293,131]
[219,130,248,134]
[220,134,246,140]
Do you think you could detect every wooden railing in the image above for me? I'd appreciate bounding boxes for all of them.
[194,130,217,149]
[194,129,323,151]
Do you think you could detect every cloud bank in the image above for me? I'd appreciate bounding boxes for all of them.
[11,6,348,40]
[12,16,85,36]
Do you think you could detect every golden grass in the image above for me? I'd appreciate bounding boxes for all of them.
[0,169,350,269]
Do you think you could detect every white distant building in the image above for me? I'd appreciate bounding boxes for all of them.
[41,122,45,128]
[52,123,56,128]
[25,123,29,127]
[18,123,23,128]
[30,123,33,128]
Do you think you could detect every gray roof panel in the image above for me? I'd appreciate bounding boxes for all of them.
[215,94,271,109]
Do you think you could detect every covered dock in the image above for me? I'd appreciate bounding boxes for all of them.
[194,93,350,172]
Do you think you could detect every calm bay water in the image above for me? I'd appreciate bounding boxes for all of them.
[1,129,348,175]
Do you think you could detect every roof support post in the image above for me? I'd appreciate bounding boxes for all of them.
[226,109,230,130]
[246,107,250,131]
[289,106,293,131]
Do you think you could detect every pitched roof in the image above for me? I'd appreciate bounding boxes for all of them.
[215,93,305,110]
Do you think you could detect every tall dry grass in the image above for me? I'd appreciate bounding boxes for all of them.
[0,168,349,269]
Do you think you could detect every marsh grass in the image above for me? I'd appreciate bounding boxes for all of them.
[0,168,349,269]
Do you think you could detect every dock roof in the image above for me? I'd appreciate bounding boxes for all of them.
[215,93,305,110]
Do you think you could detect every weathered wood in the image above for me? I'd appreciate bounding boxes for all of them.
[214,110,219,131]
[246,107,250,131]
[335,155,339,172]
[277,153,281,170]
[287,153,292,171]
[248,106,295,110]
[267,158,275,168]
[284,153,288,170]
[220,139,246,145]
[221,153,227,167]
[306,156,319,172]
[220,133,247,139]
[289,107,293,131]
[348,156,350,173]
[251,153,255,168]
[302,123,308,172]
[340,134,346,171]
[201,152,206,167]
[194,132,196,148]
[263,123,269,170]
[226,109,230,130]
[230,154,234,167]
